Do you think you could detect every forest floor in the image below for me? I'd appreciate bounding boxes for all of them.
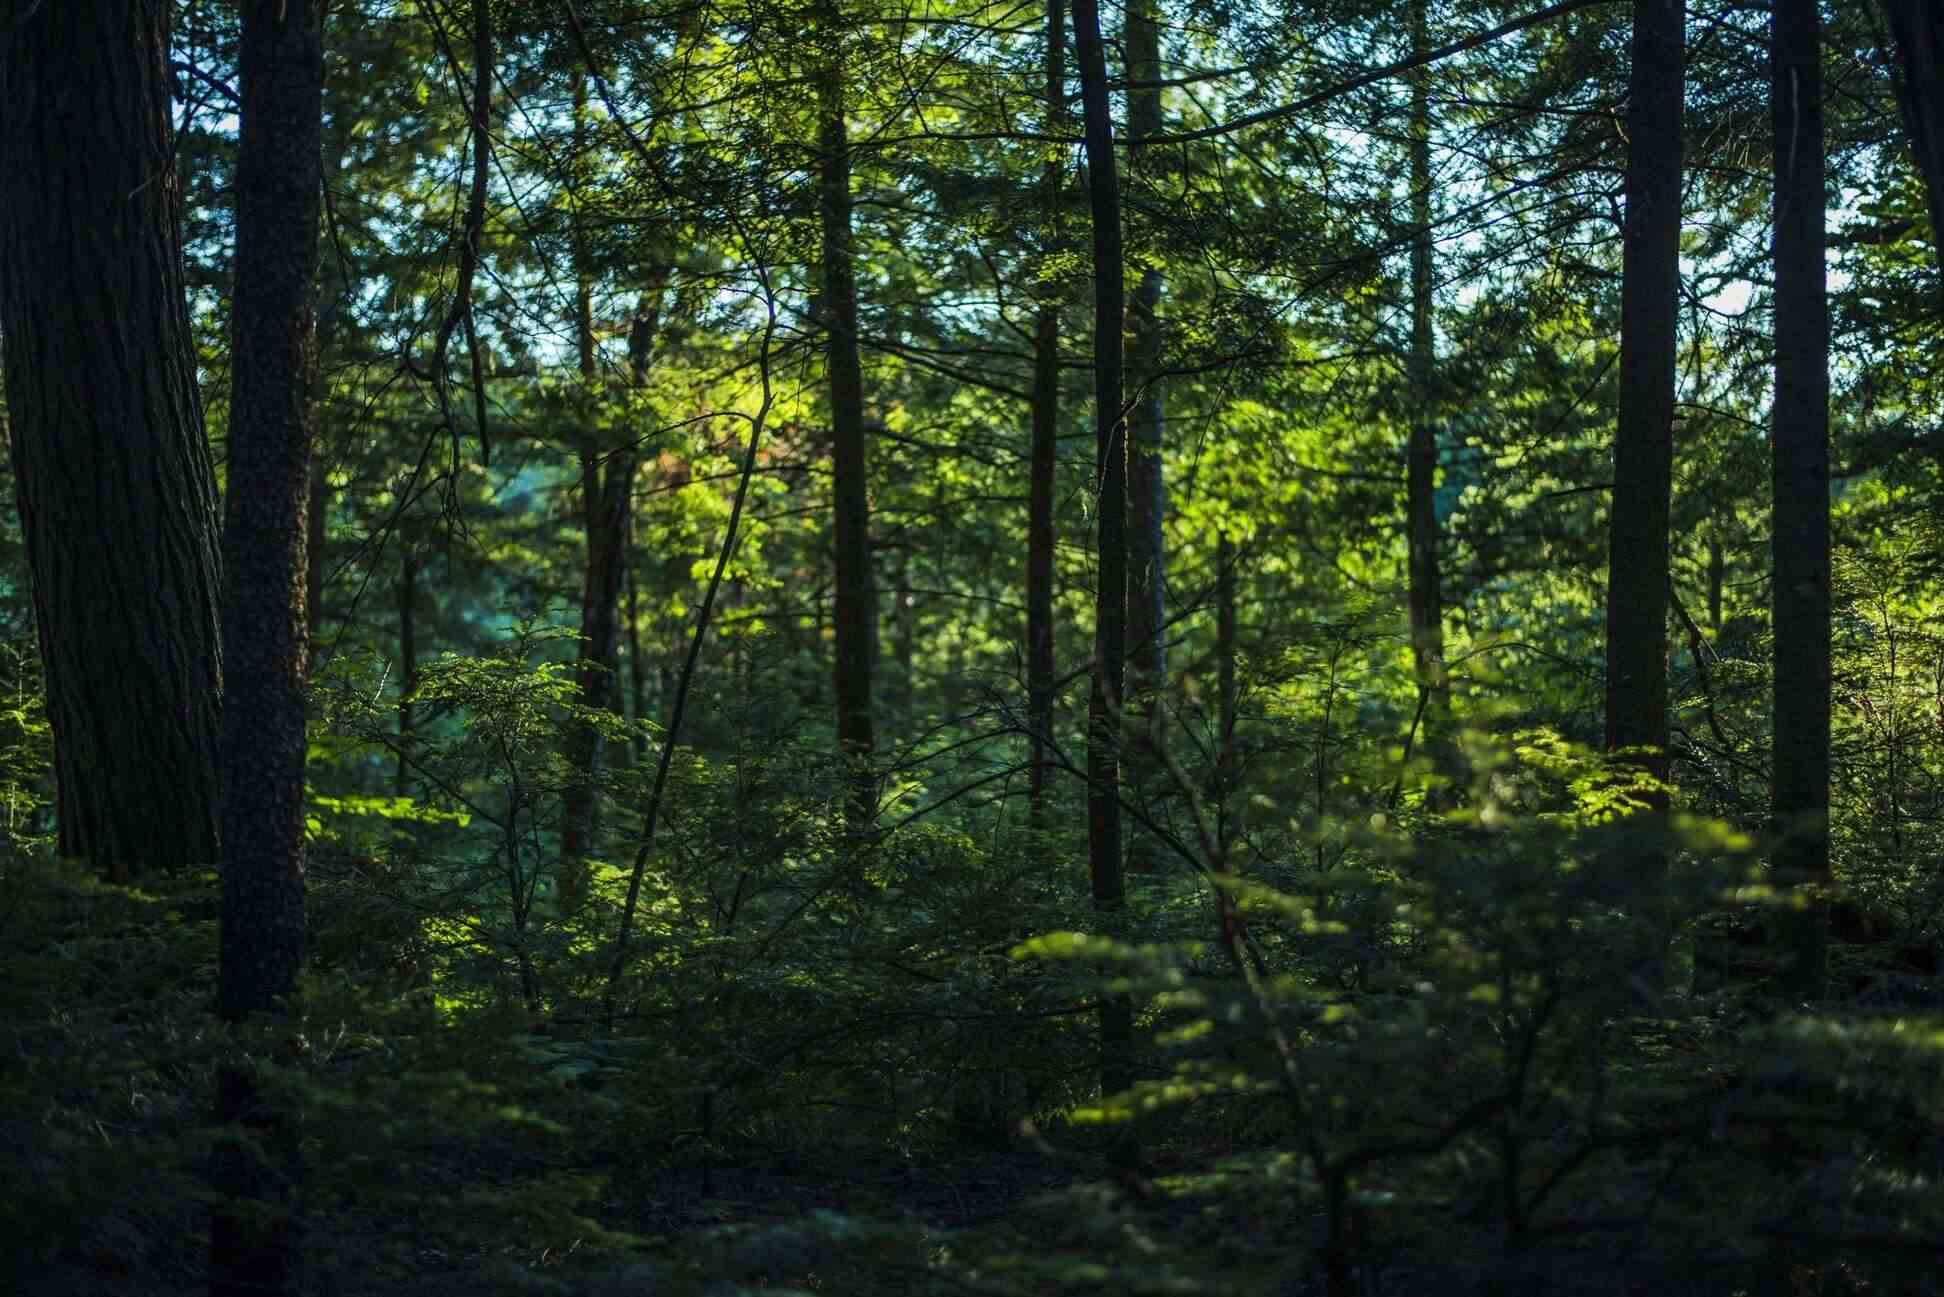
[5,859,1942,1297]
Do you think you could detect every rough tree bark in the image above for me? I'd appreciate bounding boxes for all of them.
[209,2,323,1294]
[0,0,225,879]
[1770,0,1831,999]
[1027,0,1066,835]
[820,23,878,831]
[1603,0,1683,989]
[219,0,321,1022]
[1074,0,1134,1105]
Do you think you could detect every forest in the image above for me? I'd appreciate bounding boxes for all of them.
[1,0,1942,1293]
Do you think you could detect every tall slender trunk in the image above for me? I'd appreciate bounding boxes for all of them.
[1884,1,1944,287]
[626,516,645,765]
[0,0,225,879]
[396,545,418,797]
[820,27,877,830]
[1123,0,1167,871]
[1216,532,1237,858]
[894,546,916,739]
[559,77,647,908]
[1603,0,1683,990]
[1770,0,1830,999]
[1028,0,1066,835]
[210,2,323,1293]
[1405,0,1445,742]
[558,317,644,910]
[307,119,352,668]
[1074,0,1133,1106]
[1706,531,1724,635]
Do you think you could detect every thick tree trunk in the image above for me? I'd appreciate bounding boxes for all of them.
[820,36,877,830]
[1074,0,1134,1106]
[0,0,224,879]
[1603,0,1683,989]
[1770,0,1831,999]
[1884,0,1944,285]
[1123,0,1167,871]
[210,3,322,1294]
[1405,0,1445,739]
[1027,0,1065,835]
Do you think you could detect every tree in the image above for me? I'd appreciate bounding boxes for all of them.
[218,0,322,1023]
[1124,0,1167,870]
[0,0,225,879]
[821,8,877,831]
[208,4,323,1294]
[1770,0,1831,998]
[1027,0,1066,834]
[1884,0,1944,281]
[1405,0,1445,742]
[559,76,647,910]
[1073,0,1133,1104]
[1602,0,1684,979]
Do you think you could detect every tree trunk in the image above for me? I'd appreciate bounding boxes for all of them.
[1074,0,1134,1106]
[1405,0,1445,743]
[210,2,322,1292]
[1884,0,1944,286]
[821,31,877,830]
[396,545,418,798]
[1770,0,1831,999]
[626,519,646,765]
[1706,531,1724,635]
[0,0,225,880]
[894,546,916,739]
[558,317,643,911]
[1603,0,1683,989]
[1027,0,1065,836]
[1123,0,1167,872]
[1216,532,1237,858]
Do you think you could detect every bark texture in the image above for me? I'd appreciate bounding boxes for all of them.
[1770,0,1831,998]
[1074,0,1133,1104]
[0,0,224,877]
[210,3,323,1294]
[218,0,322,1021]
[821,35,878,830]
